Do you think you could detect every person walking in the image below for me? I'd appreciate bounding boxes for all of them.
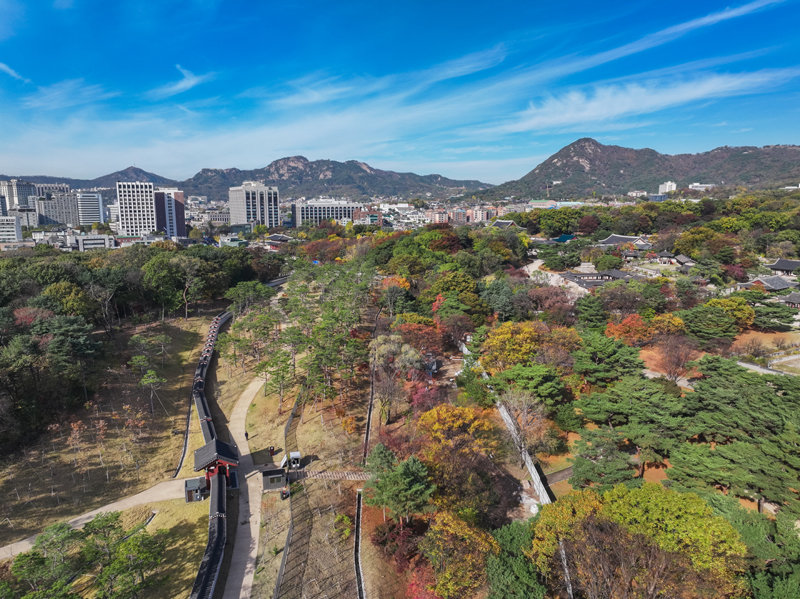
[244,431,249,441]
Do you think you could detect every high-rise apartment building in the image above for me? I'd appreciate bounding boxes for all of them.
[291,198,361,227]
[154,188,186,237]
[0,179,37,209]
[77,192,104,225]
[117,181,156,236]
[0,216,23,243]
[229,182,280,227]
[35,192,80,226]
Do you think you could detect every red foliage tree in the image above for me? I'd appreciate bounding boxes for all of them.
[605,314,653,346]
[578,214,601,235]
[13,307,54,327]
[406,564,442,599]
[397,323,446,355]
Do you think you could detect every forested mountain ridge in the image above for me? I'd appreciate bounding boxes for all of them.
[1,157,491,200]
[479,138,800,200]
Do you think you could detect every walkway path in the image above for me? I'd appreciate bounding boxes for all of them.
[221,376,264,599]
[291,470,370,481]
[0,478,186,560]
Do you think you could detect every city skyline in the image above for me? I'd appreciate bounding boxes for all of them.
[1,0,799,183]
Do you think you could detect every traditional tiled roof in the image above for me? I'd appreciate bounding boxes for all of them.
[597,234,643,245]
[780,292,800,304]
[491,220,521,229]
[766,258,800,272]
[194,439,239,471]
[742,276,795,291]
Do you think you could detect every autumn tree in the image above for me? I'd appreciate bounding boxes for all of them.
[605,313,653,346]
[419,512,499,599]
[480,321,581,374]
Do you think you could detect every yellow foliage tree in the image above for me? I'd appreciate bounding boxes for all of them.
[419,512,499,599]
[706,297,755,330]
[417,404,497,456]
[479,321,581,374]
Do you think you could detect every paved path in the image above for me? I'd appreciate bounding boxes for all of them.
[736,360,788,375]
[0,478,185,560]
[221,376,264,599]
[523,259,588,296]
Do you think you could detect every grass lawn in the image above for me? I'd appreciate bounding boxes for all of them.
[251,490,292,598]
[122,497,209,599]
[0,313,217,547]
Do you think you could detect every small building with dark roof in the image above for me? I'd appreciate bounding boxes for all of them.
[765,258,800,275]
[780,292,800,308]
[561,269,640,290]
[674,254,695,266]
[596,234,651,250]
[194,439,239,472]
[490,219,522,230]
[739,276,796,292]
[262,468,288,492]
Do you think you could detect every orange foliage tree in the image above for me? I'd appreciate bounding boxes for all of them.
[605,314,653,347]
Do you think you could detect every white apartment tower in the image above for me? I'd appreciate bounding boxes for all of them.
[229,182,280,227]
[117,181,156,236]
[77,192,104,225]
[0,216,23,243]
[658,181,677,194]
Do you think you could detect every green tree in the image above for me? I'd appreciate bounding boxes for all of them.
[578,375,687,474]
[366,456,435,527]
[486,521,546,599]
[96,529,167,599]
[680,304,738,348]
[568,427,636,491]
[139,370,167,416]
[575,294,608,330]
[753,304,797,331]
[572,332,643,387]
[224,280,275,315]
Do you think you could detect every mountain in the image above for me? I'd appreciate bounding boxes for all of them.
[0,167,177,191]
[2,158,490,200]
[479,138,800,200]
[179,156,490,199]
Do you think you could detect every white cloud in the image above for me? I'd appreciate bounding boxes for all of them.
[23,79,119,110]
[486,69,799,134]
[0,61,28,82]
[147,64,213,99]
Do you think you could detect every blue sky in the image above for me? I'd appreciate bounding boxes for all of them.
[1,0,799,184]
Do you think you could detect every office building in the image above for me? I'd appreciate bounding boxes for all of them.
[35,193,80,226]
[35,183,70,198]
[291,198,361,227]
[229,182,280,227]
[154,188,186,237]
[77,192,104,225]
[0,179,37,209]
[117,181,156,236]
[8,207,38,228]
[0,216,23,243]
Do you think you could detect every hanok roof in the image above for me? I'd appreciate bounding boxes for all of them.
[491,220,521,229]
[743,276,795,291]
[597,234,644,245]
[267,233,292,242]
[548,233,574,243]
[780,292,800,304]
[674,254,694,265]
[658,250,674,257]
[194,439,239,471]
[766,258,800,272]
